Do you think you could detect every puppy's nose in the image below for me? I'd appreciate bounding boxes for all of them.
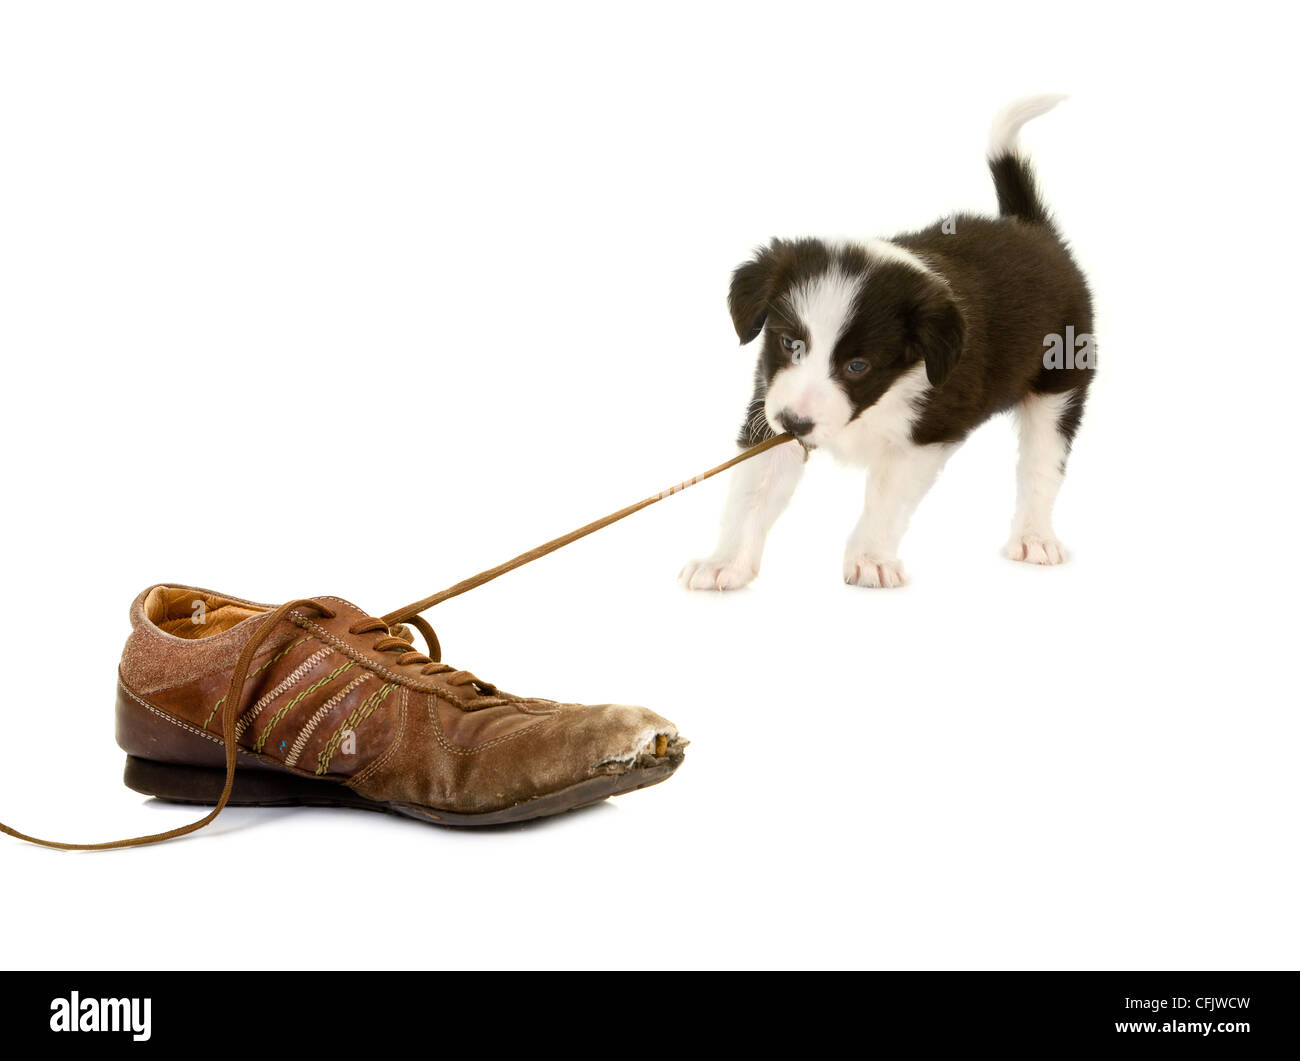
[776,411,815,437]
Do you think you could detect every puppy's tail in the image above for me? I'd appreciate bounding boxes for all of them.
[987,94,1067,227]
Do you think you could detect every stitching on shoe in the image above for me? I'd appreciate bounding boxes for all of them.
[284,674,371,769]
[119,681,227,748]
[118,678,380,784]
[423,690,556,756]
[348,686,408,789]
[254,658,357,752]
[119,680,342,778]
[199,636,316,730]
[316,682,397,775]
[235,648,334,740]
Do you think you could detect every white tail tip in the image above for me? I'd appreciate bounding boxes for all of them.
[987,93,1068,160]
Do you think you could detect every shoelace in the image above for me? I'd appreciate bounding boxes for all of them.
[0,432,795,850]
[381,432,796,623]
[349,616,499,699]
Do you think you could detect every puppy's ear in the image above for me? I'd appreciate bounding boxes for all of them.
[728,243,781,344]
[907,285,966,386]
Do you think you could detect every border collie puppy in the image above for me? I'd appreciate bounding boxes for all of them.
[680,95,1093,590]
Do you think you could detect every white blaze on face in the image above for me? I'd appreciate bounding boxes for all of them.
[763,267,863,445]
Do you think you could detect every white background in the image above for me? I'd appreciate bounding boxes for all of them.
[1,1,1295,970]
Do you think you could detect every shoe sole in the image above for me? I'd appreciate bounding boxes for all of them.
[124,754,682,828]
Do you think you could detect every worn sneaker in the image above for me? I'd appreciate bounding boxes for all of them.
[2,584,685,850]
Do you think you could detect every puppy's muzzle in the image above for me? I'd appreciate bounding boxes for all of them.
[775,411,815,438]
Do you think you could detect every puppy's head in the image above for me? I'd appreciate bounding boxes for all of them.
[729,238,963,447]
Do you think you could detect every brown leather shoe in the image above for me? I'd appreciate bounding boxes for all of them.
[2,585,685,850]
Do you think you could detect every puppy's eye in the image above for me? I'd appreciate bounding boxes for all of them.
[844,358,870,376]
[781,336,807,363]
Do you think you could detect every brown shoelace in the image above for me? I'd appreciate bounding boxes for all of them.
[0,432,795,850]
[350,615,498,699]
[382,432,796,624]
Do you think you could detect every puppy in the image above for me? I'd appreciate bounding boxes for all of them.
[680,95,1093,591]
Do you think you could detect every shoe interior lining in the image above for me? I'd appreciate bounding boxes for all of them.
[143,586,269,639]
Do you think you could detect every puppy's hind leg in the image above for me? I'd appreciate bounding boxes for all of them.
[1005,388,1085,565]
[679,424,806,591]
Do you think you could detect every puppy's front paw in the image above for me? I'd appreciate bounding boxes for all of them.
[844,554,907,589]
[1005,534,1066,565]
[678,556,757,591]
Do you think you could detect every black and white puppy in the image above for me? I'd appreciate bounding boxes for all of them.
[680,95,1093,590]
